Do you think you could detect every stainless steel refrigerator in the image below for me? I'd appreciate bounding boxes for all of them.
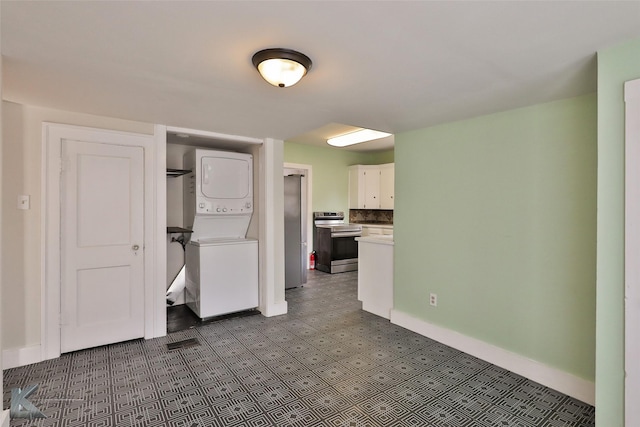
[284,174,307,289]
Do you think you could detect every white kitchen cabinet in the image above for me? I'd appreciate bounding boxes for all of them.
[348,163,394,210]
[349,165,380,209]
[379,163,394,209]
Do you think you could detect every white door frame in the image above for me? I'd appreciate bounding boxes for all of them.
[284,162,313,268]
[41,123,163,360]
[625,78,640,426]
[162,127,286,318]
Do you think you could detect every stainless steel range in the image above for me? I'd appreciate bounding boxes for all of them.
[313,212,362,273]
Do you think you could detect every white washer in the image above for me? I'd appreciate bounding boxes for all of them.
[185,238,259,319]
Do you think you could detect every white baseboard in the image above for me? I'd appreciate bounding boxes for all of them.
[0,409,9,427]
[390,309,595,406]
[2,345,42,370]
[261,301,288,317]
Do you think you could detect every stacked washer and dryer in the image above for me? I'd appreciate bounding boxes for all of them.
[182,148,259,319]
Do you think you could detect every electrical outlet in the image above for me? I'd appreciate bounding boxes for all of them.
[429,293,438,307]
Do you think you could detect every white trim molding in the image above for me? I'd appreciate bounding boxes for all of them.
[625,77,640,426]
[151,125,168,339]
[0,410,9,427]
[2,345,42,370]
[390,310,595,405]
[258,138,287,316]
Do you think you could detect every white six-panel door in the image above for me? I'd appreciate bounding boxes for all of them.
[60,139,145,353]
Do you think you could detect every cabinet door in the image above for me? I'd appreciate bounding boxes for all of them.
[363,169,380,209]
[380,164,394,209]
[349,167,366,209]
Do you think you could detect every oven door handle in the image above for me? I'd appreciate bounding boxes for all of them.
[331,231,362,238]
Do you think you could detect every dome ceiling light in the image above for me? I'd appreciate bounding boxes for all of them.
[252,48,312,88]
[327,129,392,147]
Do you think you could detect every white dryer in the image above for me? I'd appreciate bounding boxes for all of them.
[183,149,254,240]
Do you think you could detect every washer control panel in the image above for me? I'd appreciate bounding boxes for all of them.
[196,199,253,214]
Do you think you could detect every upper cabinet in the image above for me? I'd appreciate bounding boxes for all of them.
[349,163,394,209]
[379,163,394,209]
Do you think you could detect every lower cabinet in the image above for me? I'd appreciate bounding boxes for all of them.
[360,225,393,236]
[357,236,394,319]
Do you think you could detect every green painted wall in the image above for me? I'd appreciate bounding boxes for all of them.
[369,149,394,164]
[596,37,640,427]
[394,95,597,381]
[283,142,393,213]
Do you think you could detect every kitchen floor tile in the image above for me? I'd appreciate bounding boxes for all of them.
[3,270,594,426]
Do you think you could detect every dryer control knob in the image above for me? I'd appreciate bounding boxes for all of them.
[216,208,221,212]
[222,208,228,212]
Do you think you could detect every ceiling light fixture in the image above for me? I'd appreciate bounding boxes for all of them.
[252,48,312,88]
[327,129,392,147]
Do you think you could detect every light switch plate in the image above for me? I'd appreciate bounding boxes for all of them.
[18,195,30,210]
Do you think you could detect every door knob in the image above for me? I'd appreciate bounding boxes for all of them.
[132,244,140,251]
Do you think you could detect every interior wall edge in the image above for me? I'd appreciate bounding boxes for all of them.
[260,301,288,318]
[595,35,640,427]
[390,309,595,406]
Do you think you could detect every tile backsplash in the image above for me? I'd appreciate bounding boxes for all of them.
[349,209,393,224]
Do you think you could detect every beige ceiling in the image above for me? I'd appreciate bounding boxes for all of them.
[2,1,640,152]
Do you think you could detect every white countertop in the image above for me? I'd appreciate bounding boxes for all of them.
[356,235,394,245]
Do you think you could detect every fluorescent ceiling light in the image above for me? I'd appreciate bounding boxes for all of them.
[327,129,392,147]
